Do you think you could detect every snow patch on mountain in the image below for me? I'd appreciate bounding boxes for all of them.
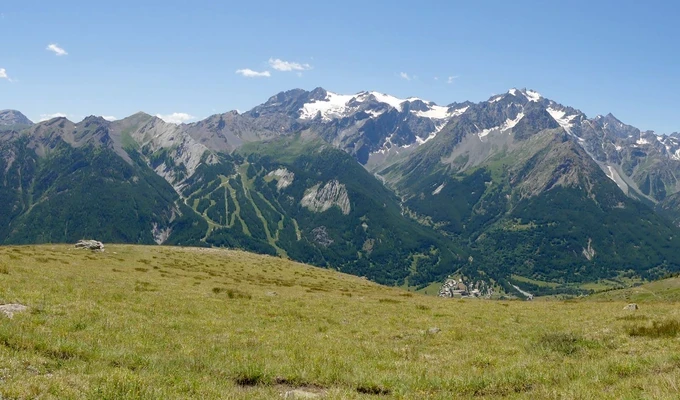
[370,92,406,111]
[413,105,468,137]
[299,90,465,127]
[413,105,449,119]
[365,109,385,118]
[502,113,525,131]
[523,89,542,102]
[417,132,437,145]
[477,126,497,139]
[299,92,356,121]
[432,183,445,195]
[477,113,525,139]
[547,107,578,132]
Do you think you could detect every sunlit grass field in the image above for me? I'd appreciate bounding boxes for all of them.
[1,245,679,399]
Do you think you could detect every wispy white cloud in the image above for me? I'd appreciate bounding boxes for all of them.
[46,43,68,56]
[39,112,68,122]
[268,58,312,72]
[156,112,196,124]
[399,72,411,81]
[102,116,117,121]
[235,68,271,78]
[447,75,459,84]
[0,68,9,80]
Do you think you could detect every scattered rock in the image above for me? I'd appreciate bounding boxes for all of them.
[0,303,27,319]
[74,240,105,251]
[427,327,441,335]
[266,291,278,297]
[283,389,320,399]
[624,303,639,311]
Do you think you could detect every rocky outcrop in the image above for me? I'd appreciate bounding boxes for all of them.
[300,180,351,215]
[0,303,27,318]
[152,223,172,245]
[75,240,105,251]
[582,238,596,261]
[284,389,321,399]
[266,168,295,190]
[311,226,333,247]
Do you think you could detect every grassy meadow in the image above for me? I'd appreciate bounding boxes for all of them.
[0,245,679,399]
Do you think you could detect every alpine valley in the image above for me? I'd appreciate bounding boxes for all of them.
[3,87,680,297]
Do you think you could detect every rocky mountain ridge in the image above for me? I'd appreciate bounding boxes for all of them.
[0,110,32,126]
[3,87,680,295]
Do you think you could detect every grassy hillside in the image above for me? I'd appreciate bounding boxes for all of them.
[590,275,680,302]
[1,245,680,399]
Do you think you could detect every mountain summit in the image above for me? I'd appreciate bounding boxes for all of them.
[0,110,33,126]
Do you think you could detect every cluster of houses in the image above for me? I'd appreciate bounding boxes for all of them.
[438,278,485,298]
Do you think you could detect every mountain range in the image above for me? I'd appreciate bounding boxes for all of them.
[2,87,680,296]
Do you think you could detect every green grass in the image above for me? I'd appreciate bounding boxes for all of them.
[627,320,680,338]
[1,245,680,399]
[510,274,559,288]
[591,275,680,302]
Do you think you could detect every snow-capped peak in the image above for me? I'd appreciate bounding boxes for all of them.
[521,89,543,102]
[487,88,542,103]
[298,90,468,124]
[369,92,407,111]
[299,91,357,121]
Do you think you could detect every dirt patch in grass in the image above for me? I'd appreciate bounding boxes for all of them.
[356,384,391,395]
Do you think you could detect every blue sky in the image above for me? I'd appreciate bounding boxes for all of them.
[1,1,679,132]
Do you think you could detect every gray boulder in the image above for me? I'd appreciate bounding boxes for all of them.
[283,389,320,399]
[0,303,27,318]
[75,240,105,251]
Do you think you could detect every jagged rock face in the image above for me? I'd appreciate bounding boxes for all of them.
[0,110,32,126]
[300,180,351,215]
[266,168,295,190]
[111,113,217,191]
[152,223,172,245]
